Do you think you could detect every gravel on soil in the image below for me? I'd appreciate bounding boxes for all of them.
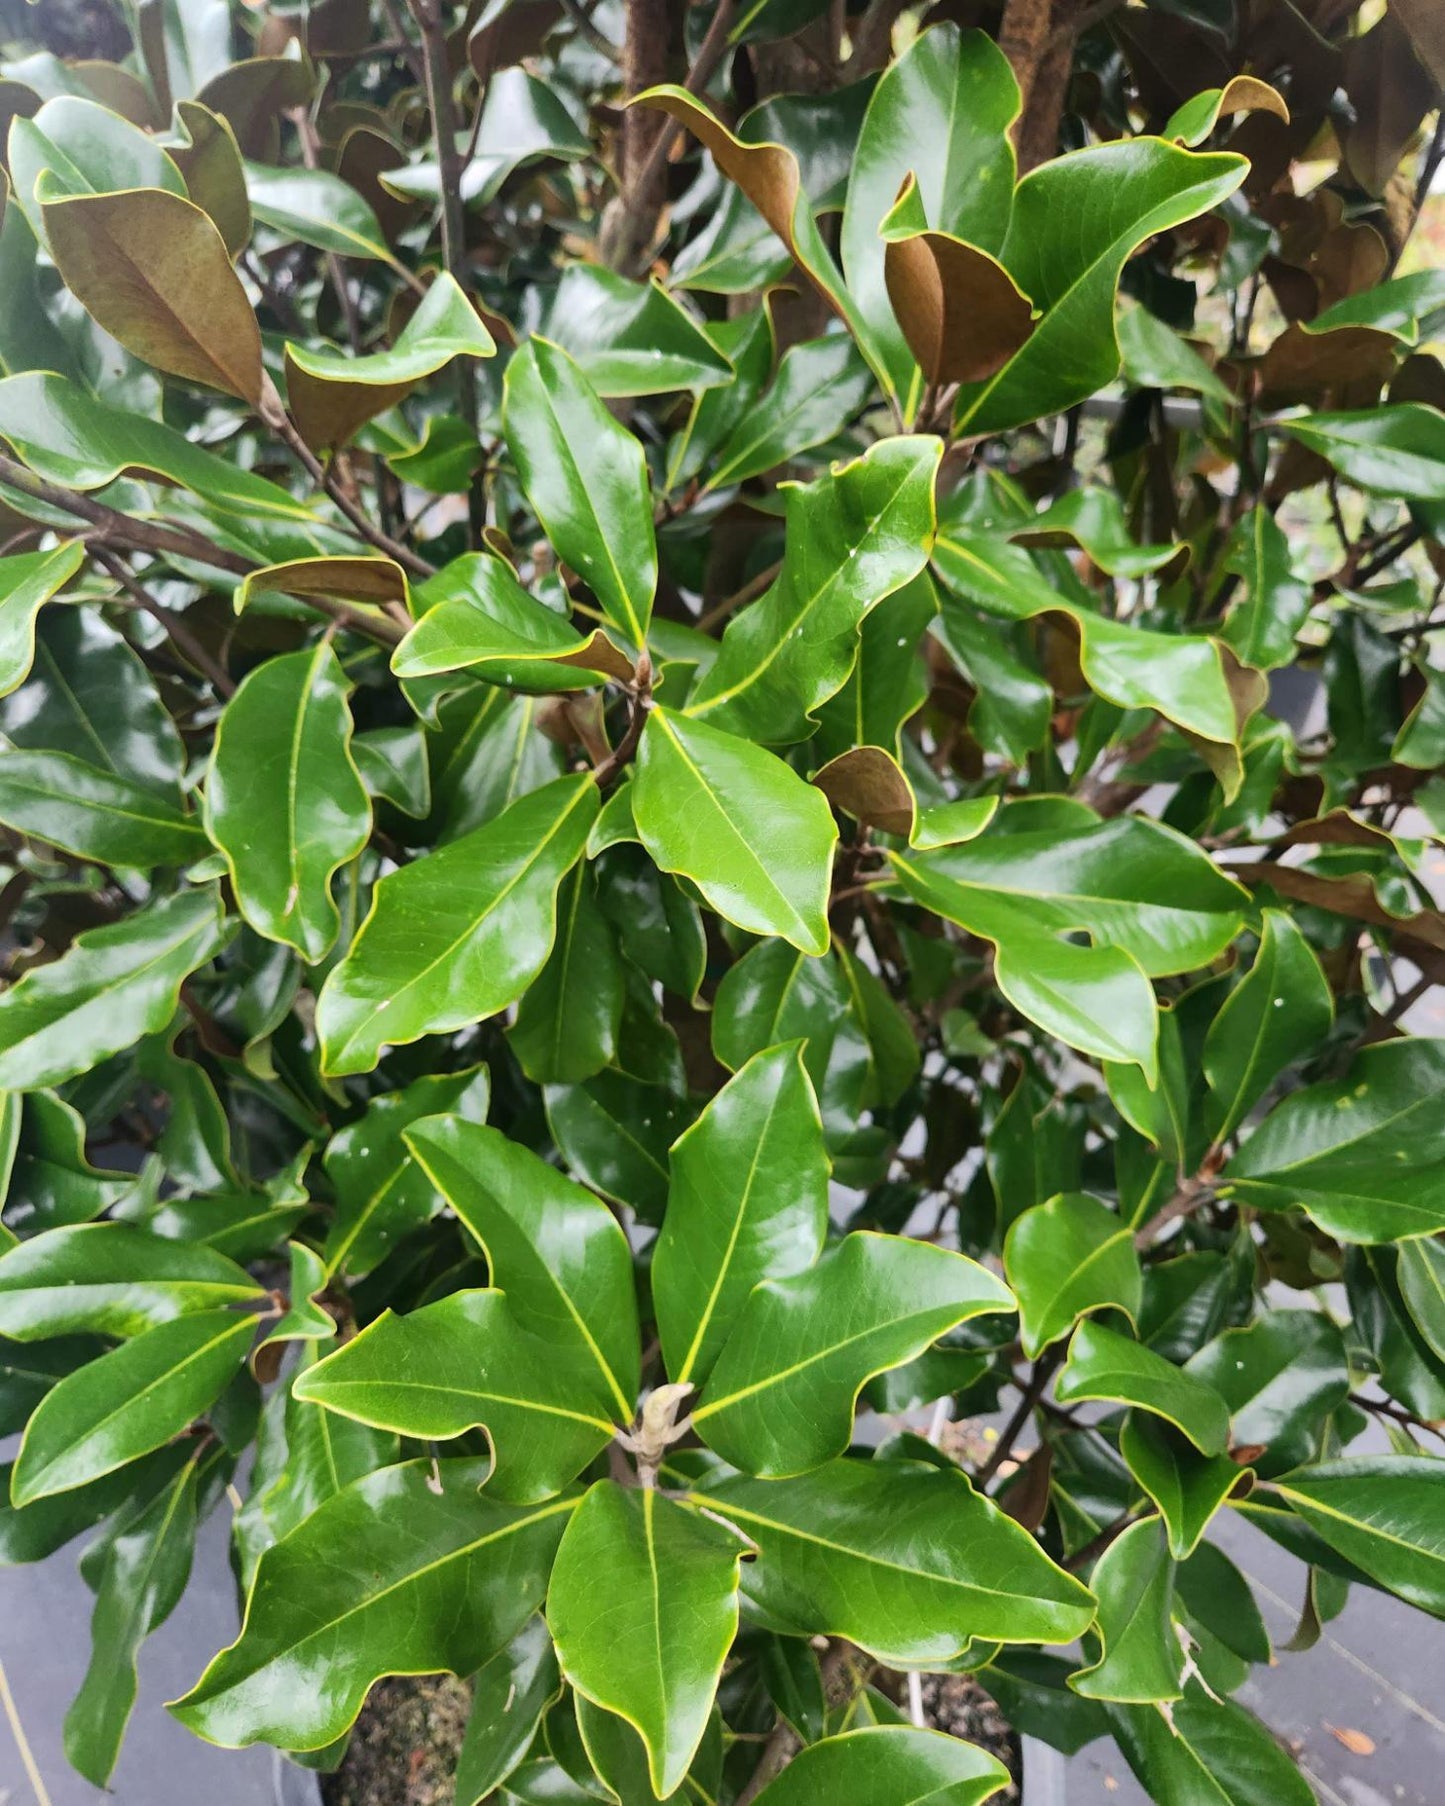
[320,1675,472,1806]
[317,1667,1021,1805]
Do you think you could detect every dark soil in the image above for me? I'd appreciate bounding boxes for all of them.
[918,1672,1022,1802]
[317,1667,1021,1804]
[320,1674,472,1806]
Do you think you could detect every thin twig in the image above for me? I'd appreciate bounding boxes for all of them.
[560,0,622,61]
[593,655,654,788]
[1064,1511,1134,1572]
[91,548,237,697]
[976,1349,1063,1488]
[608,0,737,273]
[260,379,436,577]
[1134,1179,1213,1250]
[0,1655,54,1806]
[290,107,364,353]
[0,451,254,575]
[696,559,781,633]
[407,0,487,545]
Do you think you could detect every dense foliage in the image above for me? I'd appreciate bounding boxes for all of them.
[0,0,1443,1801]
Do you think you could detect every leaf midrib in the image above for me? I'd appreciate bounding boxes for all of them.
[334,777,591,1057]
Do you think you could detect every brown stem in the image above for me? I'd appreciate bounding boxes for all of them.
[1134,1179,1213,1250]
[0,451,256,574]
[736,1642,867,1804]
[1064,1510,1134,1572]
[289,108,363,353]
[379,0,428,86]
[260,377,436,577]
[407,0,486,544]
[976,1348,1063,1488]
[593,654,654,789]
[91,548,236,697]
[696,559,781,633]
[603,0,735,274]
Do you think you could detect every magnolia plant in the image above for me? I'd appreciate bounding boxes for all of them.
[0,1,1442,1802]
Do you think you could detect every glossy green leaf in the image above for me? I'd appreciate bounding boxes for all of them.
[1107,1683,1316,1806]
[8,96,184,233]
[206,643,370,957]
[1071,1519,1181,1703]
[0,1222,262,1341]
[456,1617,561,1806]
[841,24,1019,412]
[546,1481,747,1797]
[667,305,775,489]
[255,1243,335,1352]
[404,1114,641,1421]
[1188,1312,1351,1475]
[1176,1541,1270,1667]
[1056,1321,1231,1456]
[12,1309,253,1505]
[503,338,656,651]
[1224,1039,1445,1242]
[284,273,495,449]
[351,724,431,818]
[692,1232,1014,1475]
[0,889,230,1092]
[293,1290,617,1501]
[0,1447,181,1570]
[393,552,632,691]
[317,773,597,1076]
[933,531,1261,795]
[535,264,732,396]
[1202,911,1333,1142]
[380,66,590,208]
[891,806,1245,1079]
[1397,1238,1445,1365]
[1163,76,1288,147]
[1116,303,1232,401]
[65,1446,203,1785]
[1268,1457,1445,1615]
[1219,507,1314,673]
[705,334,875,491]
[705,1457,1093,1661]
[1003,1193,1142,1359]
[0,542,85,699]
[322,1064,489,1279]
[653,1042,829,1389]
[245,158,396,262]
[0,748,206,867]
[544,1070,691,1224]
[1010,488,1186,581]
[712,940,871,1145]
[953,140,1246,436]
[750,1725,1010,1806]
[1119,1413,1248,1560]
[0,605,185,794]
[1278,406,1445,501]
[509,861,626,1083]
[633,708,836,955]
[0,373,309,519]
[595,845,707,1003]
[232,1345,396,1585]
[172,1460,574,1748]
[1306,269,1445,342]
[762,1636,826,1743]
[2,1091,133,1236]
[688,436,942,743]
